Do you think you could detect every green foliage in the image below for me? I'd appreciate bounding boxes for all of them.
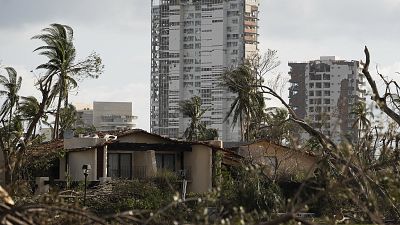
[74,125,96,136]
[33,23,104,139]
[179,96,218,141]
[258,107,300,146]
[87,178,177,214]
[59,104,77,137]
[219,165,283,214]
[222,64,265,141]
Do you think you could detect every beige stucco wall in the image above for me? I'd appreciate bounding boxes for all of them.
[239,141,316,178]
[184,145,213,193]
[67,149,97,181]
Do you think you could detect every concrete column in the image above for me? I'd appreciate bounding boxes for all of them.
[103,146,108,178]
[146,150,157,177]
[35,177,49,195]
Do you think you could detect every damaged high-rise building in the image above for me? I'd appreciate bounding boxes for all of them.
[150,0,260,141]
[288,56,367,143]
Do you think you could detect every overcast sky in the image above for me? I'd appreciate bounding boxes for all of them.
[0,0,399,131]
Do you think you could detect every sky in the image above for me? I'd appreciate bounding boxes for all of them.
[0,0,399,131]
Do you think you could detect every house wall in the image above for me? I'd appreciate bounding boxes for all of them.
[238,142,316,179]
[184,145,213,193]
[67,149,97,181]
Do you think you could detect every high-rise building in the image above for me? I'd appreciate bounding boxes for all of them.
[75,102,137,131]
[288,56,367,143]
[75,108,94,128]
[150,0,260,141]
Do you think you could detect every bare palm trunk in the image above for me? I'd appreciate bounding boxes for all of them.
[53,93,63,140]
[33,125,36,138]
[3,151,12,185]
[240,114,244,142]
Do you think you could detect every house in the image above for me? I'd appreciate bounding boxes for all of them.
[59,129,226,193]
[229,140,317,180]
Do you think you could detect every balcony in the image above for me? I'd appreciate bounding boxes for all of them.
[244,28,257,34]
[244,20,256,26]
[244,35,257,42]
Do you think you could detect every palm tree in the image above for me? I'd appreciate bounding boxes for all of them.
[222,64,265,141]
[259,108,296,145]
[179,96,208,141]
[59,104,77,138]
[32,24,76,139]
[0,67,22,130]
[18,96,50,137]
[32,23,103,139]
[351,101,373,141]
[0,67,22,184]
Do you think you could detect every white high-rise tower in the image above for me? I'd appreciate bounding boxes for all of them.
[150,0,260,141]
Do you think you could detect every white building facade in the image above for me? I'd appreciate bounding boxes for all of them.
[150,0,260,141]
[75,102,137,131]
[289,57,367,143]
[93,102,137,131]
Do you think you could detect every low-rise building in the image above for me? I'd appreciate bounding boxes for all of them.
[59,129,225,193]
[229,140,317,180]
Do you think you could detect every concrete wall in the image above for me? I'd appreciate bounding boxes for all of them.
[184,145,213,193]
[67,149,97,181]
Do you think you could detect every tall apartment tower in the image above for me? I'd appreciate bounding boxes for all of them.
[150,0,260,141]
[288,57,367,143]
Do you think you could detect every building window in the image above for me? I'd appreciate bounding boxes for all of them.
[324,82,330,88]
[156,153,176,171]
[107,153,132,179]
[310,74,322,80]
